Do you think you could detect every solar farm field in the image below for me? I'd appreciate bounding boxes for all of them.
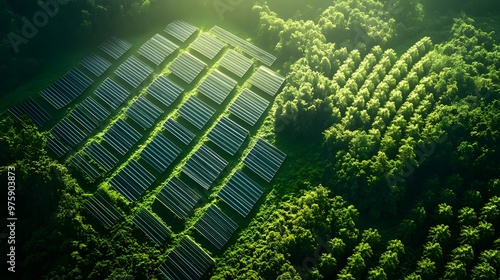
[7,20,287,279]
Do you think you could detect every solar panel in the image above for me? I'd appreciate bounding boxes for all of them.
[182,145,228,190]
[69,106,99,133]
[194,205,238,250]
[156,177,201,219]
[218,170,263,217]
[219,49,254,78]
[210,25,276,66]
[80,53,112,77]
[110,160,156,202]
[79,97,111,123]
[115,55,154,88]
[133,208,171,246]
[139,34,179,65]
[40,68,93,109]
[163,118,195,145]
[243,138,286,182]
[51,118,87,148]
[99,36,132,60]
[190,33,225,60]
[197,69,237,105]
[208,116,248,155]
[94,78,131,110]
[103,119,142,155]
[126,97,164,129]
[249,66,285,96]
[164,20,198,42]
[147,76,184,107]
[228,88,270,126]
[47,136,69,157]
[8,98,52,127]
[159,237,213,280]
[85,191,123,229]
[84,141,119,172]
[178,96,216,130]
[70,154,101,182]
[169,52,207,84]
[141,134,181,172]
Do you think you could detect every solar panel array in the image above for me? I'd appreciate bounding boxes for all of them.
[169,52,207,84]
[70,106,100,133]
[141,134,181,172]
[249,66,286,96]
[156,177,201,219]
[80,53,112,77]
[197,70,237,105]
[178,96,216,130]
[133,208,171,246]
[103,119,142,155]
[182,145,228,190]
[190,33,225,60]
[147,76,184,108]
[219,49,254,78]
[70,154,101,182]
[40,68,93,109]
[208,116,248,155]
[229,88,270,126]
[164,20,198,42]
[126,97,164,129]
[99,36,132,60]
[138,34,179,66]
[94,78,131,110]
[79,97,111,123]
[210,25,277,66]
[110,160,155,202]
[218,170,263,217]
[47,136,69,157]
[115,55,154,88]
[158,237,214,280]
[51,118,87,148]
[84,141,119,172]
[8,98,51,127]
[244,139,286,182]
[164,118,195,145]
[194,205,238,250]
[85,191,123,229]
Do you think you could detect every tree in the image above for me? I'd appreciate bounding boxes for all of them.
[435,203,453,223]
[457,207,477,225]
[415,257,436,280]
[443,260,467,280]
[367,266,387,280]
[427,224,451,244]
[451,244,474,265]
[460,225,480,246]
[422,242,442,262]
[471,261,497,280]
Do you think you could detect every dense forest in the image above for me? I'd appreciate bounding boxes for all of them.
[1,0,500,279]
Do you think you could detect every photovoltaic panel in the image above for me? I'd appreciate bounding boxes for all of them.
[115,55,154,88]
[84,141,119,172]
[158,237,214,280]
[80,53,112,77]
[169,52,207,84]
[133,208,171,246]
[178,96,216,130]
[193,205,238,250]
[110,160,156,202]
[51,118,87,148]
[99,36,132,60]
[164,20,198,42]
[228,88,270,126]
[103,119,142,155]
[126,97,164,129]
[207,116,248,155]
[243,138,286,182]
[85,191,123,229]
[138,34,179,66]
[163,118,195,145]
[197,69,237,105]
[141,134,181,172]
[218,170,263,217]
[70,154,101,182]
[8,98,51,128]
[249,66,286,96]
[190,33,225,60]
[182,145,228,190]
[79,97,111,123]
[47,136,69,157]
[147,76,184,107]
[210,25,276,66]
[219,49,253,78]
[94,78,131,110]
[156,177,201,219]
[40,68,93,109]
